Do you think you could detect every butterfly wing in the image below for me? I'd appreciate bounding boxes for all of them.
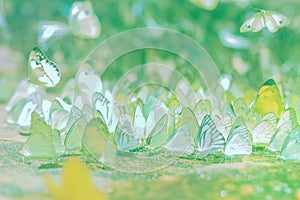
[82,118,109,160]
[265,11,290,33]
[252,112,277,144]
[240,13,265,33]
[146,114,168,150]
[197,114,225,157]
[280,126,300,160]
[28,47,60,87]
[268,108,298,152]
[114,118,139,151]
[165,123,194,155]
[37,21,69,50]
[225,117,252,157]
[64,117,88,152]
[252,79,285,118]
[68,1,101,38]
[20,112,62,158]
[188,0,219,10]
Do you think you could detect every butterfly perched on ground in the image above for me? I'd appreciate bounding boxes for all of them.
[196,114,225,157]
[224,117,252,157]
[28,47,61,87]
[240,10,290,33]
[252,79,285,118]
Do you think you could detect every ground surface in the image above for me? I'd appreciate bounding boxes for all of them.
[1,105,300,200]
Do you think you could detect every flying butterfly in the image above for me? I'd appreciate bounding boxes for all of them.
[28,47,60,87]
[188,0,219,10]
[240,10,290,33]
[252,79,285,118]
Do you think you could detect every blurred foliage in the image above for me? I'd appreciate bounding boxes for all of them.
[0,0,300,102]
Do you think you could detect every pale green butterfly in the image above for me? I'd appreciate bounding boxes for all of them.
[280,126,300,160]
[268,108,298,152]
[240,10,290,33]
[224,117,252,157]
[28,47,60,87]
[82,117,110,161]
[20,112,64,159]
[251,112,277,144]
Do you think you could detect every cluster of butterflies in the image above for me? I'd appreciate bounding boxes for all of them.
[38,1,101,49]
[5,45,300,162]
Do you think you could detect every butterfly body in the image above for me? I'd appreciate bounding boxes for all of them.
[240,10,290,33]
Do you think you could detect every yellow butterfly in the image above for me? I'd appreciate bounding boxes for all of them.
[252,79,285,118]
[45,158,107,200]
[240,10,290,33]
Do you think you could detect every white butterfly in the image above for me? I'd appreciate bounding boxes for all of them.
[268,108,298,152]
[280,126,300,160]
[38,21,69,50]
[240,10,290,33]
[73,66,102,109]
[165,123,194,155]
[68,1,101,38]
[28,47,60,87]
[224,117,252,157]
[196,114,225,157]
[252,112,277,144]
[6,93,42,129]
[37,1,101,49]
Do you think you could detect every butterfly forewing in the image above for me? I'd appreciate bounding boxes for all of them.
[197,114,225,157]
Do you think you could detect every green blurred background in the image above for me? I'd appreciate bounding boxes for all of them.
[1,0,300,104]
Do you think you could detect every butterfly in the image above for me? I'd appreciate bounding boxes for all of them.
[73,66,102,109]
[82,117,110,160]
[240,10,290,33]
[252,79,285,118]
[20,112,64,159]
[165,123,194,155]
[224,117,252,157]
[6,93,42,129]
[188,0,219,10]
[38,1,101,49]
[252,112,277,144]
[28,47,60,87]
[268,108,298,152]
[68,1,101,38]
[280,126,300,160]
[196,114,225,157]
